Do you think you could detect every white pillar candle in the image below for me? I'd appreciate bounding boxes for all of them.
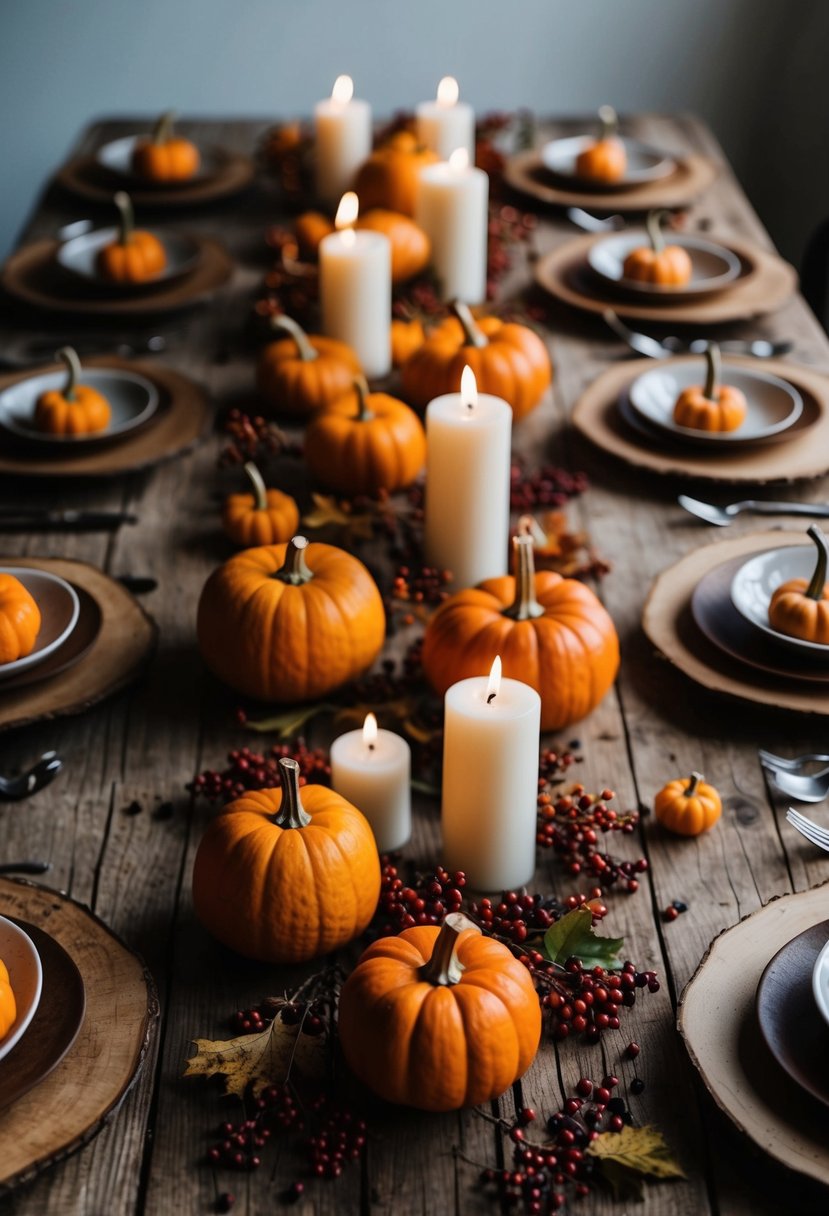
[314,75,373,206]
[415,148,488,305]
[319,192,391,379]
[330,713,411,853]
[415,77,475,163]
[441,657,541,892]
[424,366,511,588]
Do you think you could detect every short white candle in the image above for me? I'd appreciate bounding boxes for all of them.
[319,192,391,379]
[330,713,411,853]
[415,148,488,304]
[441,657,541,892]
[416,77,475,163]
[424,366,511,588]
[314,75,372,205]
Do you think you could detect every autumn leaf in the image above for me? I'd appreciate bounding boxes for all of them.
[184,1017,323,1099]
[588,1125,685,1195]
[302,493,376,541]
[542,907,623,968]
[245,701,336,737]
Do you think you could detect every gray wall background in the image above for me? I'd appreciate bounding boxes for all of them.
[1,0,827,267]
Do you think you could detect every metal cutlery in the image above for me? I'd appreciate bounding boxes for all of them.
[786,808,829,851]
[56,218,94,242]
[603,310,792,360]
[758,749,829,773]
[0,509,137,531]
[0,861,52,876]
[678,495,829,526]
[567,207,625,233]
[0,332,173,370]
[768,766,829,804]
[0,751,62,801]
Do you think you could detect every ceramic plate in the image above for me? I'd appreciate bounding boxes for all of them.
[813,938,829,1030]
[0,916,43,1063]
[0,367,159,447]
[588,232,742,297]
[0,568,80,682]
[628,359,803,445]
[540,135,676,189]
[96,135,218,187]
[731,543,829,658]
[56,226,201,293]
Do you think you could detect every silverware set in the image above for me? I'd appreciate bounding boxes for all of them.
[602,308,792,360]
[678,495,829,527]
[760,749,829,803]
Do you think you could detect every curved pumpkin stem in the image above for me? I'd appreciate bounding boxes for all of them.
[703,343,721,403]
[57,346,81,403]
[273,535,313,585]
[503,532,546,621]
[418,913,479,986]
[598,105,618,142]
[685,772,703,798]
[269,314,319,363]
[153,110,176,145]
[805,525,829,601]
[243,462,268,512]
[452,301,488,350]
[113,191,134,247]
[645,209,667,256]
[274,757,312,829]
[352,376,373,421]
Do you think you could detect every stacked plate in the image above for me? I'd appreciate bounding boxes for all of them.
[587,227,743,302]
[540,132,677,192]
[0,566,100,693]
[0,916,42,1064]
[56,225,203,297]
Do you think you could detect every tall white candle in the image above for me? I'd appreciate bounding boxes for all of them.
[424,366,511,588]
[416,77,475,163]
[319,192,391,378]
[314,75,372,205]
[415,148,488,304]
[330,713,411,853]
[441,657,541,892]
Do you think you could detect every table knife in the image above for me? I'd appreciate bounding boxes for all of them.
[0,509,137,530]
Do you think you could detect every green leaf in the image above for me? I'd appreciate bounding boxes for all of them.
[541,907,623,968]
[588,1125,685,1187]
[245,702,336,737]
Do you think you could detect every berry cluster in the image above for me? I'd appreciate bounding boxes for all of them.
[374,862,466,935]
[510,462,589,514]
[469,890,608,945]
[389,562,453,624]
[523,955,658,1045]
[306,1095,367,1179]
[536,787,647,893]
[219,408,299,468]
[229,996,327,1038]
[190,740,330,803]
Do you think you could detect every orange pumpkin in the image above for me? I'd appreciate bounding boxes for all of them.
[0,572,41,665]
[0,957,15,1040]
[295,208,430,283]
[192,757,380,963]
[222,462,299,547]
[131,110,200,181]
[197,536,385,702]
[305,378,426,496]
[401,302,552,422]
[353,131,439,217]
[622,210,692,286]
[575,105,627,183]
[339,914,541,1111]
[34,346,111,436]
[422,526,619,731]
[295,210,334,259]
[391,317,426,367]
[654,772,722,836]
[257,315,362,417]
[672,343,747,432]
[96,192,167,283]
[769,525,829,643]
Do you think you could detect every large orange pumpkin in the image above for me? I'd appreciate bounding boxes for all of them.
[0,957,15,1039]
[672,344,747,432]
[96,192,167,283]
[422,526,619,731]
[401,302,552,422]
[131,110,200,181]
[575,105,627,183]
[257,315,362,417]
[622,210,692,286]
[296,209,430,284]
[0,572,41,665]
[769,525,829,644]
[339,914,541,1111]
[192,757,380,963]
[222,462,299,547]
[353,131,439,217]
[197,536,385,702]
[34,346,111,436]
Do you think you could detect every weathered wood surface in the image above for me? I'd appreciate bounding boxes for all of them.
[0,113,827,1215]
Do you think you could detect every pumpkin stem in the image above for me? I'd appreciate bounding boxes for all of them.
[418,913,480,986]
[274,757,312,829]
[503,533,546,621]
[243,462,268,512]
[352,376,373,421]
[114,191,134,246]
[269,315,319,363]
[153,110,176,145]
[598,105,618,142]
[56,346,81,403]
[685,772,704,798]
[646,209,667,256]
[805,525,829,601]
[703,342,721,403]
[452,300,488,350]
[273,535,314,585]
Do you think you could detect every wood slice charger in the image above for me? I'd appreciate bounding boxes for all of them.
[55,148,255,209]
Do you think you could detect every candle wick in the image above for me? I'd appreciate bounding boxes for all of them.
[486,692,496,705]
[368,742,375,751]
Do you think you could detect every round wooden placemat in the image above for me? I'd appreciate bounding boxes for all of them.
[0,878,158,1194]
[535,233,796,324]
[0,557,158,733]
[504,149,718,211]
[572,356,829,483]
[678,881,829,1187]
[0,357,211,478]
[1,236,234,317]
[55,149,255,208]
[642,530,829,715]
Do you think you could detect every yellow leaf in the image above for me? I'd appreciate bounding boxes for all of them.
[184,1017,323,1099]
[588,1124,685,1182]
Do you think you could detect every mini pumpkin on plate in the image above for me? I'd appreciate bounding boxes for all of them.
[353,130,439,216]
[0,956,15,1039]
[222,462,299,547]
[296,209,430,284]
[34,346,111,436]
[672,343,747,433]
[257,315,362,417]
[769,525,829,644]
[654,772,722,836]
[131,110,200,181]
[0,572,41,665]
[622,210,692,287]
[95,192,167,283]
[575,105,627,183]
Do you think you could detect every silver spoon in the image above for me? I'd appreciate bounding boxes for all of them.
[567,207,625,233]
[603,310,792,360]
[678,495,829,526]
[774,770,829,803]
[0,752,62,801]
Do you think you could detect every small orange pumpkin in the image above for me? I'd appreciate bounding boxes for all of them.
[353,131,439,217]
[192,757,380,964]
[401,301,552,422]
[305,378,426,496]
[34,346,111,436]
[257,315,362,417]
[0,572,41,665]
[769,525,829,643]
[96,192,167,283]
[131,110,200,181]
[654,772,722,836]
[295,208,430,283]
[339,913,541,1111]
[0,957,15,1039]
[622,210,692,286]
[391,317,427,367]
[575,105,627,183]
[672,343,747,432]
[422,524,619,731]
[222,462,299,547]
[197,535,385,702]
[295,210,334,259]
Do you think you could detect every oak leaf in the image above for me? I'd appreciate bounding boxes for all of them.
[588,1124,685,1194]
[184,1017,322,1099]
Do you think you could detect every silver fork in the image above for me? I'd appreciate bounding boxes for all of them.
[603,309,792,360]
[759,749,829,773]
[786,808,829,851]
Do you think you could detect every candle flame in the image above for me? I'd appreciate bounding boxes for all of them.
[363,712,378,749]
[449,147,469,172]
[461,365,478,411]
[486,656,502,704]
[335,191,359,247]
[437,76,459,107]
[331,75,354,105]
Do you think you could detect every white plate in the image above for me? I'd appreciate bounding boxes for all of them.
[540,134,676,189]
[96,135,217,187]
[0,367,159,447]
[56,226,201,292]
[0,567,80,680]
[628,358,803,446]
[588,231,742,297]
[813,937,829,1030]
[0,915,43,1062]
[730,542,829,657]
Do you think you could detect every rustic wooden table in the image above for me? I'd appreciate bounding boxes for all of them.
[1,114,828,1216]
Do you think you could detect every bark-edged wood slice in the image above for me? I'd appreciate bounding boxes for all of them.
[55,148,255,208]
[504,149,718,211]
